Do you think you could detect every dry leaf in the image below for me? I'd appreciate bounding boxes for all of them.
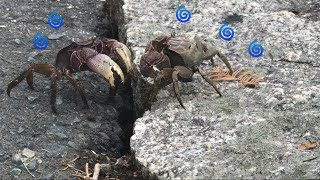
[207,66,263,87]
[298,142,318,150]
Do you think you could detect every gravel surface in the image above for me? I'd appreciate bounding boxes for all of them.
[0,0,141,179]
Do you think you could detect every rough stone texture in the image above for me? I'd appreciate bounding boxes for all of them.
[0,0,134,179]
[115,0,320,179]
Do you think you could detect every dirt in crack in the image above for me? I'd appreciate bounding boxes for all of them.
[70,1,142,179]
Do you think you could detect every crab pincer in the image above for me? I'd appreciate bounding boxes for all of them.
[95,39,132,74]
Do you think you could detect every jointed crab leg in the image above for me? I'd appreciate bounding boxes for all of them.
[64,70,89,109]
[50,73,59,113]
[204,49,233,74]
[197,67,222,97]
[172,70,184,109]
[171,66,193,108]
[7,62,57,97]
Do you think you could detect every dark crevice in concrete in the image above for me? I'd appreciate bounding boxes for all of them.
[278,58,320,67]
[94,1,120,39]
[100,0,159,179]
[94,0,135,157]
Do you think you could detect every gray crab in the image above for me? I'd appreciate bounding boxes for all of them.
[139,34,233,108]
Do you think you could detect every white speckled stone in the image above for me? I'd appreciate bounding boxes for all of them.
[116,0,320,179]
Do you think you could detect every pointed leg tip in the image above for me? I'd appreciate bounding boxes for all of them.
[178,102,185,109]
[6,89,11,97]
[51,107,58,114]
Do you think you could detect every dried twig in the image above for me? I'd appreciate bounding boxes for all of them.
[62,163,86,174]
[298,141,318,150]
[23,162,35,178]
[70,155,80,163]
[85,163,100,180]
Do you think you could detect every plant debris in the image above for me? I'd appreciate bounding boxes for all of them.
[62,154,146,180]
[298,141,318,150]
[206,66,263,88]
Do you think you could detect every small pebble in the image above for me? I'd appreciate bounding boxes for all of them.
[27,141,36,150]
[48,33,64,40]
[12,153,22,165]
[45,143,66,157]
[27,159,38,171]
[87,122,102,129]
[55,132,68,140]
[27,96,39,103]
[0,151,9,162]
[100,163,112,173]
[56,96,63,105]
[42,173,54,180]
[10,168,21,176]
[72,116,81,124]
[67,141,77,149]
[28,51,39,58]
[27,57,35,62]
[14,39,21,45]
[17,127,24,134]
[22,148,35,158]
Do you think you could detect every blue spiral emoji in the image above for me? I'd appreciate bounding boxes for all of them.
[48,12,64,29]
[33,32,48,50]
[219,24,234,41]
[248,39,264,58]
[176,5,191,23]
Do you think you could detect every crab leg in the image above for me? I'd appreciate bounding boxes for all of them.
[7,62,57,96]
[172,70,185,109]
[197,67,222,97]
[171,66,194,109]
[86,54,125,88]
[50,73,58,113]
[64,70,89,109]
[26,71,34,90]
[204,49,233,74]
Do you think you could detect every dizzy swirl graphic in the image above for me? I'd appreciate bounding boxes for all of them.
[48,12,64,29]
[219,24,234,41]
[176,5,191,23]
[248,39,264,58]
[33,32,48,50]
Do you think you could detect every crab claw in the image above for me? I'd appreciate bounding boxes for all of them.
[86,54,125,87]
[114,42,132,73]
[96,39,132,73]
